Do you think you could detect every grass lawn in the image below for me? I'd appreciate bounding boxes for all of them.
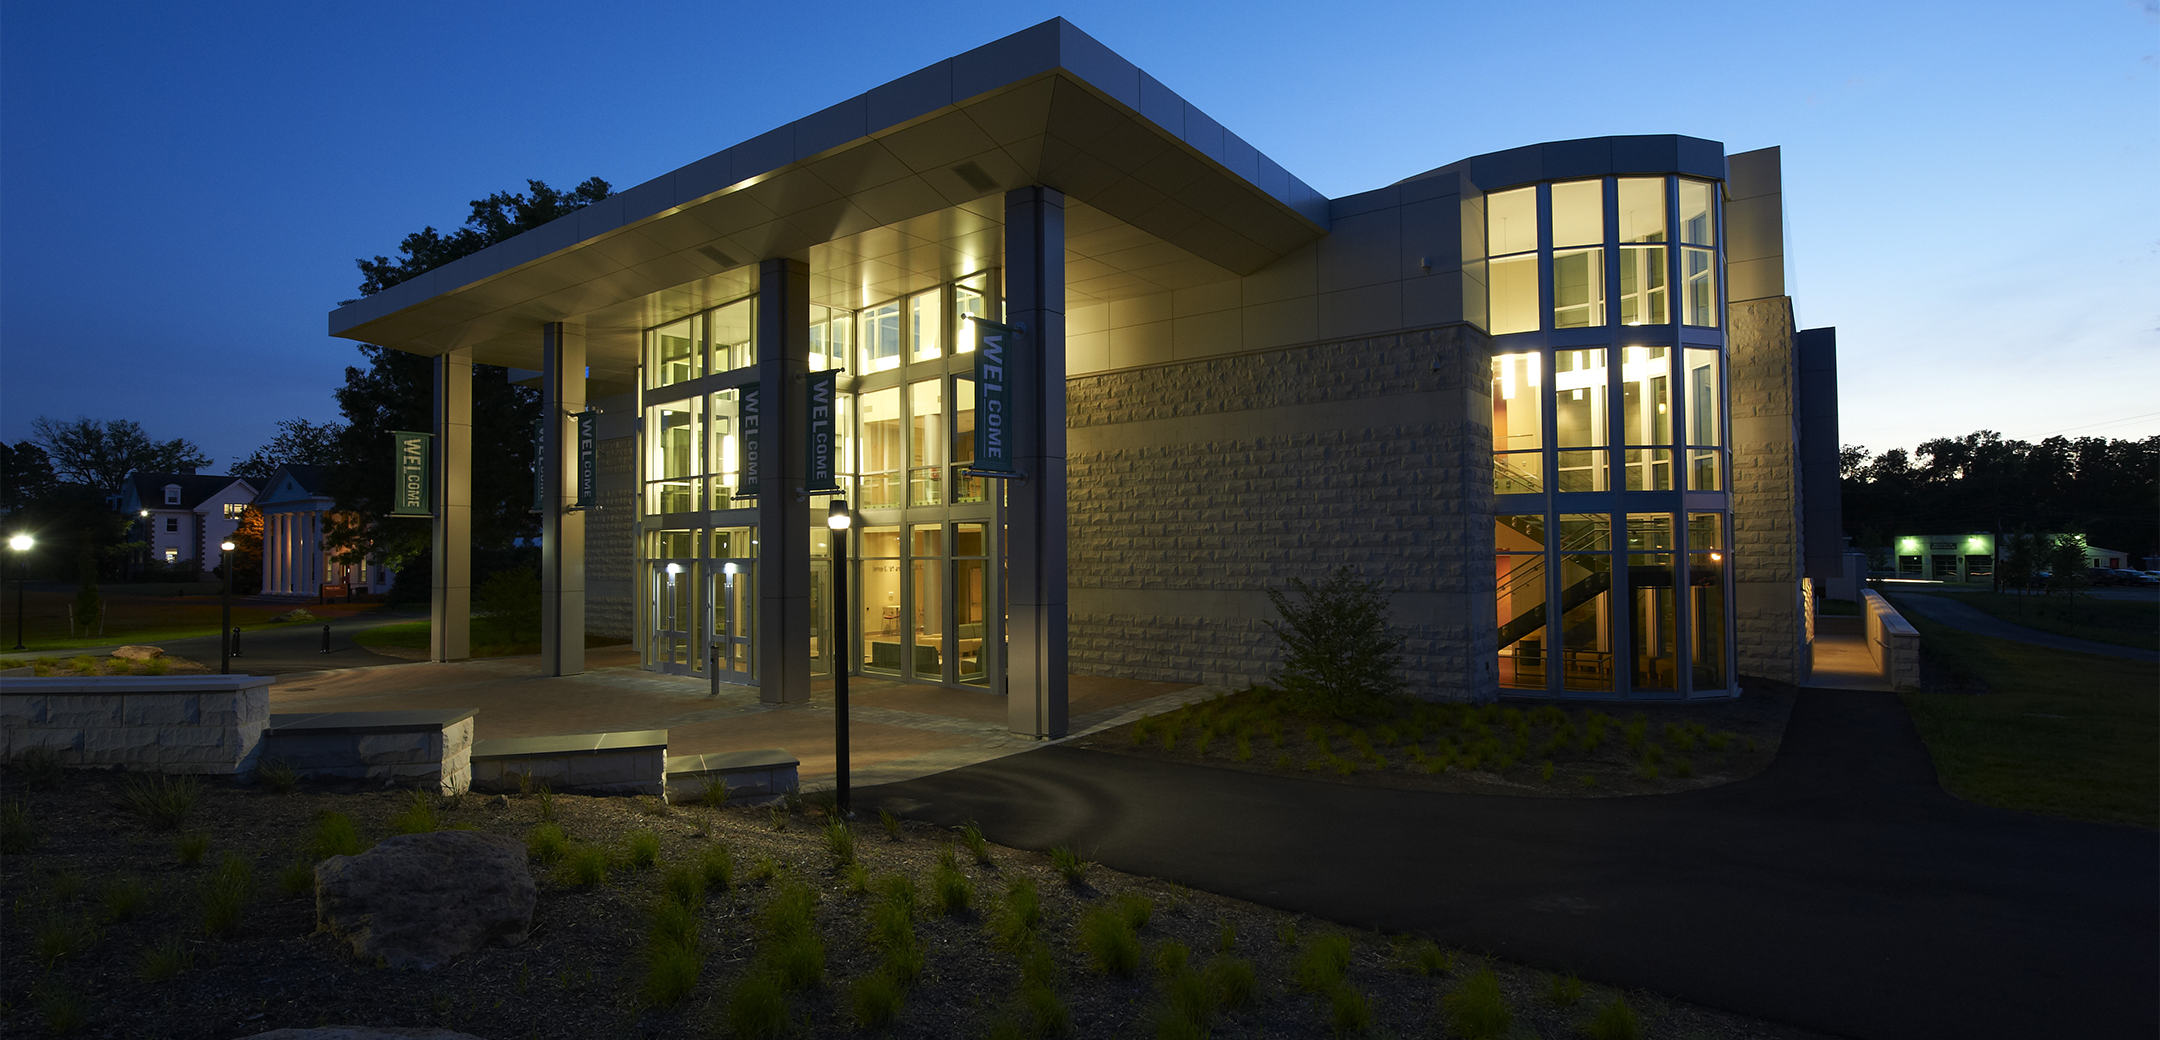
[355,618,619,659]
[1898,611,2158,828]
[0,587,384,652]
[1918,589,2159,652]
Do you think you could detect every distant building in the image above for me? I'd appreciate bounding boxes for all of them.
[119,472,256,579]
[252,463,392,598]
[1889,533,2132,582]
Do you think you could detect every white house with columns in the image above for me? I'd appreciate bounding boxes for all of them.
[120,472,257,579]
[254,463,391,599]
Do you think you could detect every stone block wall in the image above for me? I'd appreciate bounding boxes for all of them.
[1065,324,1497,700]
[264,717,475,795]
[586,435,637,641]
[1728,296,1806,683]
[0,675,270,774]
[470,733,665,797]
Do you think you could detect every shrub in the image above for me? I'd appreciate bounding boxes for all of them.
[1016,938,1062,989]
[727,972,789,1039]
[1295,933,1353,991]
[35,979,87,1035]
[1019,982,1070,1036]
[1267,567,1405,709]
[878,807,904,839]
[697,775,730,808]
[200,853,255,935]
[661,864,706,911]
[650,897,700,950]
[875,873,919,917]
[624,829,661,870]
[1115,891,1153,931]
[1155,940,1190,976]
[1441,969,1512,1039]
[844,862,870,894]
[1706,730,1734,751]
[850,970,905,1028]
[120,774,203,830]
[1080,907,1141,976]
[748,854,781,882]
[1158,962,1214,1036]
[1328,980,1371,1036]
[1278,919,1300,947]
[533,780,556,822]
[768,805,788,831]
[103,877,150,924]
[312,812,364,859]
[1582,995,1642,1040]
[870,899,916,952]
[561,846,609,886]
[278,859,315,898]
[771,930,825,990]
[258,757,299,794]
[527,823,569,865]
[1409,940,1455,976]
[931,845,974,915]
[815,816,856,868]
[1673,757,1694,778]
[1206,956,1258,1008]
[1049,844,1091,886]
[698,844,735,891]
[1546,971,1584,1005]
[50,868,84,902]
[960,820,993,864]
[643,937,703,1005]
[1233,734,1254,761]
[994,876,1041,949]
[1,798,37,853]
[139,932,193,982]
[1216,919,1237,953]
[33,912,97,967]
[390,790,439,835]
[175,832,209,866]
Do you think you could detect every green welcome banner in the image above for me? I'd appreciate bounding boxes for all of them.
[805,370,840,492]
[576,408,597,508]
[391,430,432,516]
[737,383,762,499]
[971,318,1019,474]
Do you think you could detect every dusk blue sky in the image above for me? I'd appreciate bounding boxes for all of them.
[3,1,2154,471]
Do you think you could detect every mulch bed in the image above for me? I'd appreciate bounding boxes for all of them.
[1083,680,1799,798]
[1,770,1831,1039]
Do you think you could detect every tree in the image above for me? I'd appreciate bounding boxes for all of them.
[475,568,542,643]
[227,506,264,594]
[29,417,211,493]
[232,419,344,483]
[354,177,613,298]
[1,441,57,518]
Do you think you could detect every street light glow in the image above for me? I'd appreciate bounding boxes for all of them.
[7,535,31,552]
[220,540,236,552]
[826,499,851,531]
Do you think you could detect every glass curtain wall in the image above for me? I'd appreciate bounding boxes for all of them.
[640,296,759,679]
[1482,175,1733,698]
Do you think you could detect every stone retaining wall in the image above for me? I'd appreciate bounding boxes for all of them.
[0,675,271,775]
[470,730,666,797]
[264,710,476,795]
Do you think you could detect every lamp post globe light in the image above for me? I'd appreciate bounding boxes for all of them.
[827,499,852,815]
[9,534,32,651]
[219,539,236,675]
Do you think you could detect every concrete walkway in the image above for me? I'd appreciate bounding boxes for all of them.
[1804,615,1891,690]
[267,652,1225,789]
[865,689,2158,1040]
[1889,594,2160,662]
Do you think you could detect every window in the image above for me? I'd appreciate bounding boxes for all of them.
[1617,179,1668,326]
[861,301,901,373]
[952,523,988,683]
[1679,179,1718,327]
[953,277,990,353]
[1688,513,1727,688]
[910,525,945,675]
[859,526,902,672]
[709,389,742,507]
[1621,346,1673,490]
[1486,187,1538,335]
[1496,514,1548,690]
[1558,513,1613,692]
[1550,180,1604,329]
[165,517,179,533]
[909,290,942,364]
[858,387,902,509]
[652,317,700,387]
[1554,349,1607,492]
[1685,348,1723,490]
[908,379,943,506]
[647,402,700,515]
[164,548,178,563]
[1627,513,1677,691]
[709,298,754,374]
[164,486,181,505]
[1491,352,1543,494]
[809,305,853,373]
[952,374,984,503]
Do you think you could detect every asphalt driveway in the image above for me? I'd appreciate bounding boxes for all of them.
[865,689,2158,1040]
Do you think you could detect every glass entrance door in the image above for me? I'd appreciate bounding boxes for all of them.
[707,560,755,685]
[650,560,697,675]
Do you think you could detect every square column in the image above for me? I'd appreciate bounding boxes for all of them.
[541,322,587,676]
[757,258,812,704]
[432,348,473,661]
[1004,186,1068,739]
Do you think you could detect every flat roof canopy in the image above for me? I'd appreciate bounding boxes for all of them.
[328,18,1328,387]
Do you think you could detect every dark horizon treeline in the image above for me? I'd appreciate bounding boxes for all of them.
[1840,430,2159,564]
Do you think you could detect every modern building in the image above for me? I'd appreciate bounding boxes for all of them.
[119,472,256,579]
[253,463,392,598]
[327,19,1840,734]
[1888,533,2132,582]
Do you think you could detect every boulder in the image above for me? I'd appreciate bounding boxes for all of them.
[111,645,165,661]
[315,830,534,969]
[237,1030,485,1040]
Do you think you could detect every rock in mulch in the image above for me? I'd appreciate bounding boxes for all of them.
[315,830,534,969]
[111,644,165,661]
[236,1029,487,1040]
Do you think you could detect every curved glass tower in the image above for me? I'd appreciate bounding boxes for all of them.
[1480,173,1737,699]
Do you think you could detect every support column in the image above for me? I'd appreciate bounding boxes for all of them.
[541,322,587,677]
[432,348,473,661]
[1004,187,1068,738]
[267,514,280,594]
[757,258,812,704]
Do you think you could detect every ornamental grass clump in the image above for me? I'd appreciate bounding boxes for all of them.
[390,790,439,835]
[1267,567,1405,712]
[960,820,993,865]
[102,877,150,924]
[2,798,37,854]
[1441,968,1513,1039]
[643,890,705,1005]
[175,833,209,867]
[527,823,569,865]
[698,843,735,891]
[120,773,203,831]
[312,812,364,860]
[623,829,661,870]
[1582,995,1643,1040]
[931,844,974,915]
[1079,905,1142,976]
[200,853,255,936]
[1049,844,1091,886]
[1294,933,1354,991]
[824,817,857,868]
[139,932,193,982]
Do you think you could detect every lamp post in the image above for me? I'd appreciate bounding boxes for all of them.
[8,534,32,651]
[826,499,852,816]
[219,539,236,675]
